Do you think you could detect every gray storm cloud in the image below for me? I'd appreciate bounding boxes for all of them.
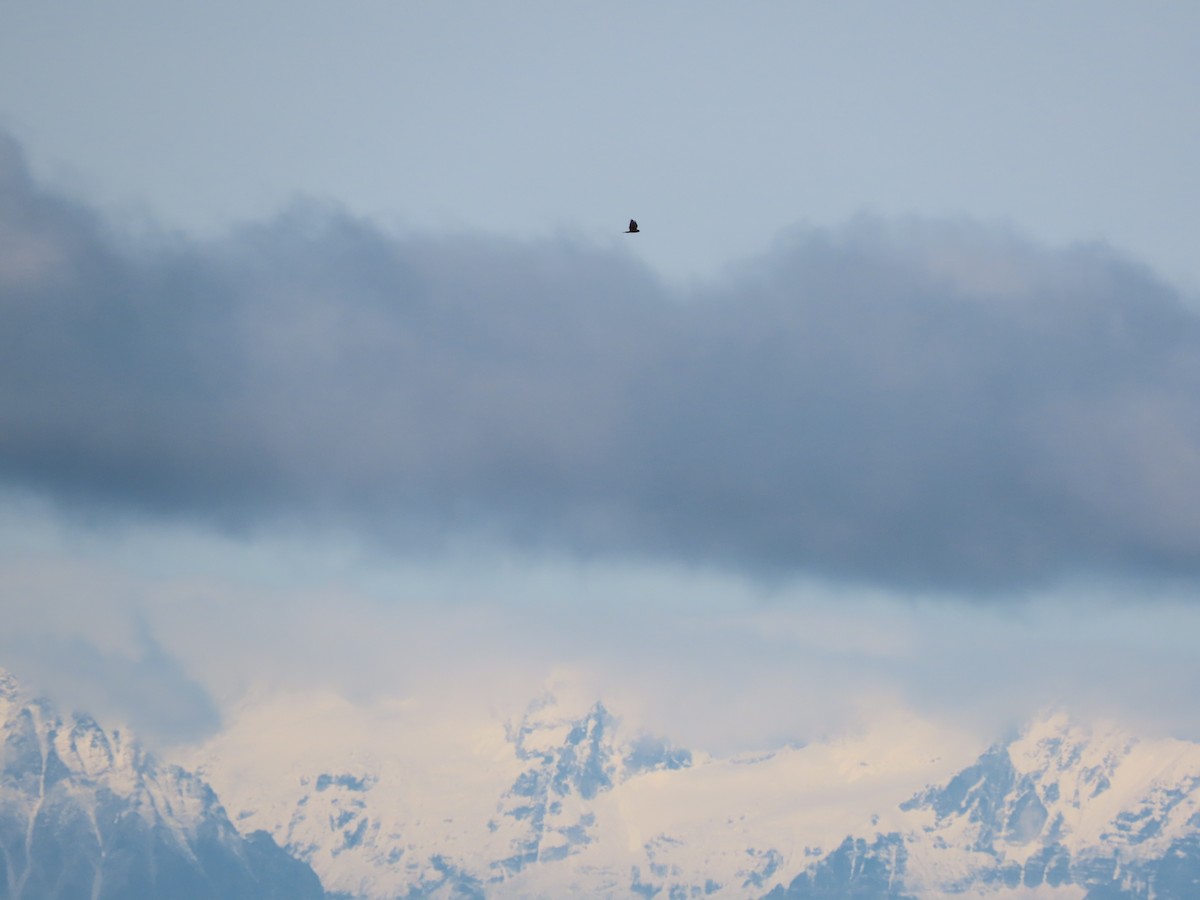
[2,131,1199,590]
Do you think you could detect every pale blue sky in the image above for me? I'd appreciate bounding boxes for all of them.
[2,2,1198,286]
[2,2,1200,748]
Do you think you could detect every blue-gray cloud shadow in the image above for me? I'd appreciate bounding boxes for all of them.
[2,130,1199,592]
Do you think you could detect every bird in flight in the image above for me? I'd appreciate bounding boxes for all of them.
[625,219,639,233]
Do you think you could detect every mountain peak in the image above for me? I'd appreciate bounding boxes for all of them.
[0,670,325,898]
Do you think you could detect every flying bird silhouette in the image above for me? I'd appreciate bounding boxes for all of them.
[625,219,639,233]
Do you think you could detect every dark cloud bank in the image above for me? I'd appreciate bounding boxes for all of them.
[2,132,1199,591]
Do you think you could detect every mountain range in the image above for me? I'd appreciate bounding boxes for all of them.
[188,688,1200,898]
[6,665,1200,898]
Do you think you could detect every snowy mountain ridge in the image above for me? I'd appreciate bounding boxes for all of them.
[0,668,323,899]
[189,689,1200,899]
[882,713,1200,898]
[188,689,977,897]
[9,663,1200,898]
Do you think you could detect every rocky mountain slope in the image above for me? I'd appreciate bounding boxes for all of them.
[772,713,1200,898]
[0,669,323,899]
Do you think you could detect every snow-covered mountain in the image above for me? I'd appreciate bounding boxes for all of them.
[14,659,1200,899]
[188,689,1200,899]
[187,688,979,897]
[0,668,323,899]
[771,713,1200,898]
